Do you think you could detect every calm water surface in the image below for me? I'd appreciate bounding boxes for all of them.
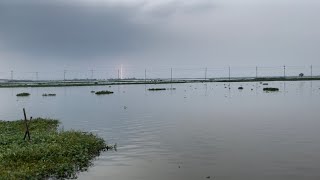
[1,81,320,180]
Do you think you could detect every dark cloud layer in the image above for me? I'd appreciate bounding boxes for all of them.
[0,2,152,58]
[0,0,320,74]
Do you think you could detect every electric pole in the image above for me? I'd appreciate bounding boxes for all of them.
[171,68,173,82]
[228,66,231,81]
[90,69,94,80]
[64,70,67,81]
[205,67,207,80]
[145,69,147,82]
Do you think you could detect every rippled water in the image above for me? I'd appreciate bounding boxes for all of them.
[1,81,320,180]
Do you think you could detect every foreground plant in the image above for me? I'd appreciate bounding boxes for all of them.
[0,118,110,179]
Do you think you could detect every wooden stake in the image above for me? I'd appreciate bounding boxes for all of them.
[23,108,31,141]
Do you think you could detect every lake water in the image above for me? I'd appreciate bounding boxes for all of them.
[1,81,320,180]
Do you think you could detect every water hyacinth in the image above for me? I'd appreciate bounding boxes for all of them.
[95,90,114,95]
[16,93,30,97]
[0,118,110,179]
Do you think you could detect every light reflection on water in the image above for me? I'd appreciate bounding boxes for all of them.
[1,81,320,180]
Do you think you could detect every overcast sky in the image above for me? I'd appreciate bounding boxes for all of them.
[1,0,320,78]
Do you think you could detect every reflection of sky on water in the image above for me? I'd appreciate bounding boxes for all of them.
[0,81,320,180]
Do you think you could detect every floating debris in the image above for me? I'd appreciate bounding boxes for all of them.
[263,87,279,92]
[16,92,30,97]
[167,88,176,90]
[238,87,244,90]
[148,88,166,91]
[42,93,56,96]
[95,90,114,95]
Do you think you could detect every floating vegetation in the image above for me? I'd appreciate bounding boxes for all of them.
[16,92,30,97]
[95,90,114,95]
[238,87,244,90]
[148,88,166,91]
[42,93,56,96]
[263,87,279,92]
[0,118,111,179]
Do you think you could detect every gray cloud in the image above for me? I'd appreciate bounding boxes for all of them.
[0,0,320,74]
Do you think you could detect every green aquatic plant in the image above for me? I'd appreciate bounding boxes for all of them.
[42,93,56,96]
[148,88,166,91]
[0,118,110,179]
[95,90,114,95]
[16,93,30,97]
[263,87,279,92]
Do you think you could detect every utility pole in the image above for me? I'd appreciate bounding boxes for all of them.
[171,68,173,82]
[10,70,13,80]
[117,69,120,80]
[36,72,39,81]
[256,66,258,78]
[205,67,207,81]
[64,70,67,81]
[228,66,231,81]
[90,69,94,80]
[283,65,286,78]
[311,65,313,78]
[145,69,147,82]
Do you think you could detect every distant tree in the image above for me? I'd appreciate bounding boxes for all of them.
[299,73,304,77]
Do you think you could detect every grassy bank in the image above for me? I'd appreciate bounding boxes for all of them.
[0,118,109,179]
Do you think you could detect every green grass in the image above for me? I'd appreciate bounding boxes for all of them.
[16,93,30,97]
[95,90,114,95]
[0,118,109,179]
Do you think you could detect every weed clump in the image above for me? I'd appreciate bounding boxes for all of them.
[148,88,166,91]
[0,118,109,179]
[95,90,114,95]
[42,93,56,96]
[263,87,279,92]
[16,93,30,97]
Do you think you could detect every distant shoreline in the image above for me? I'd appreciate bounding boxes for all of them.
[0,76,319,88]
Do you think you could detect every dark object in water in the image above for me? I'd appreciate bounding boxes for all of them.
[16,93,30,97]
[42,93,56,96]
[263,87,279,92]
[148,88,166,91]
[91,91,95,93]
[263,83,268,85]
[238,87,244,90]
[95,90,114,95]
